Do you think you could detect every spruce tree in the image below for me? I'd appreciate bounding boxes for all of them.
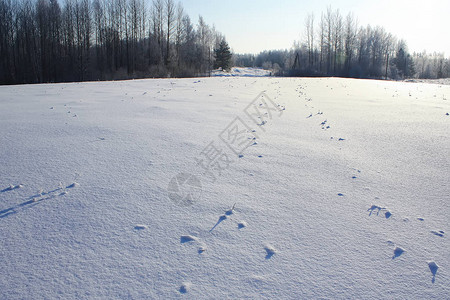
[214,40,232,71]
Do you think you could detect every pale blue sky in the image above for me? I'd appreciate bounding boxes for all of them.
[182,0,450,56]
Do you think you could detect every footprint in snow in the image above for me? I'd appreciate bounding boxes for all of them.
[431,230,445,237]
[225,204,235,216]
[180,235,197,243]
[367,205,392,219]
[179,282,191,293]
[264,245,277,259]
[67,182,80,188]
[1,184,23,192]
[238,221,247,229]
[428,261,439,283]
[134,225,148,230]
[1,183,70,218]
[180,235,206,254]
[392,246,405,259]
[210,203,240,232]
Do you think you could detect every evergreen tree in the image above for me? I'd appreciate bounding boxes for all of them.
[213,39,232,70]
[395,47,415,78]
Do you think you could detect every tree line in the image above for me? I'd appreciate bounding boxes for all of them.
[235,7,450,80]
[0,0,227,84]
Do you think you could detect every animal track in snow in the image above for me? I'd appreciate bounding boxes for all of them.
[134,225,148,230]
[1,184,23,192]
[392,246,405,259]
[179,282,191,293]
[237,221,247,229]
[428,261,439,283]
[0,182,72,218]
[210,203,236,232]
[264,244,277,259]
[67,182,80,188]
[367,205,392,219]
[180,235,198,243]
[180,234,206,254]
[431,230,445,237]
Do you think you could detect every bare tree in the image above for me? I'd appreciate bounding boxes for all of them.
[344,12,357,76]
[305,13,314,69]
[151,0,164,63]
[319,13,325,73]
[164,0,175,66]
[324,7,333,74]
[332,9,343,74]
[0,0,15,83]
[174,3,184,68]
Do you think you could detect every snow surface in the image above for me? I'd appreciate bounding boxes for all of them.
[0,76,449,299]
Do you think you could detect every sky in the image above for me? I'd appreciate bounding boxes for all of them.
[182,0,450,57]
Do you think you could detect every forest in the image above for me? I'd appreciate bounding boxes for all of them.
[235,8,450,80]
[0,0,226,84]
[0,1,449,85]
